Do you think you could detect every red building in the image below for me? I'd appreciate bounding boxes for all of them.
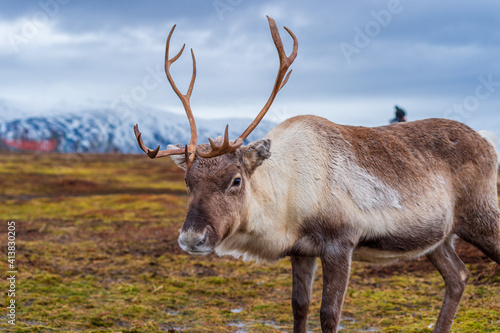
[2,138,57,152]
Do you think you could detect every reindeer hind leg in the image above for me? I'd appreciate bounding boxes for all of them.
[426,240,470,333]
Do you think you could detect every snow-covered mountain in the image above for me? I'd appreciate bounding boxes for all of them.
[0,108,278,154]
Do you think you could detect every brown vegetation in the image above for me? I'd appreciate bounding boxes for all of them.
[0,153,498,332]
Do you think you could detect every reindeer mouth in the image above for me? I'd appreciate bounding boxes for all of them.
[187,250,212,256]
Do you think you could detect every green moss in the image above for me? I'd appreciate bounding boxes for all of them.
[1,153,499,332]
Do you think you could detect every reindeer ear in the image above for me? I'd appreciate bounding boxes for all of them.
[167,144,187,170]
[242,139,271,172]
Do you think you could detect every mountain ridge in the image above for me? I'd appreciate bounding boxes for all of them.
[0,109,278,154]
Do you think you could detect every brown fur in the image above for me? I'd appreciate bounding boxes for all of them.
[172,115,500,333]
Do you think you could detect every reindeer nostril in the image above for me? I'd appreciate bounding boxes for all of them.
[178,229,211,253]
[196,232,208,247]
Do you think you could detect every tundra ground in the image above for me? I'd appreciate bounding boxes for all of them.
[1,153,499,332]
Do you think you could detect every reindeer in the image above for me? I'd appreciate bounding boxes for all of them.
[134,16,500,333]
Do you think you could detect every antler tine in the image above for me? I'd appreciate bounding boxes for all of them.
[197,16,297,159]
[133,124,185,158]
[164,24,198,167]
[198,125,235,158]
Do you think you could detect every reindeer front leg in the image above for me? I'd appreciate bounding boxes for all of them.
[291,256,317,333]
[320,243,353,333]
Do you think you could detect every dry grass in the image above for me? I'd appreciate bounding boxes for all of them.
[0,153,499,332]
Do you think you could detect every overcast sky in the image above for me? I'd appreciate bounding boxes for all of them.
[0,0,499,136]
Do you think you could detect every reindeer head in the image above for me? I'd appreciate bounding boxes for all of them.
[134,16,297,255]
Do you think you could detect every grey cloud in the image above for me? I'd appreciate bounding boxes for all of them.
[0,0,498,143]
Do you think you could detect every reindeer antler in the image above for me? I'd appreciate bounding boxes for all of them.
[134,24,198,168]
[134,17,297,165]
[197,16,298,158]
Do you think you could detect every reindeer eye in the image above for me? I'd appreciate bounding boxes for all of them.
[232,177,242,187]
